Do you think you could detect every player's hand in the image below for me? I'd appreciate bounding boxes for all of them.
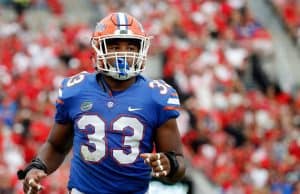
[23,169,46,194]
[140,153,170,177]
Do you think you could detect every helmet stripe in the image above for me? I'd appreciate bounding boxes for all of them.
[117,12,128,30]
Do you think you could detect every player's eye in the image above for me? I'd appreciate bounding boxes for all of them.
[108,45,119,51]
[128,45,139,52]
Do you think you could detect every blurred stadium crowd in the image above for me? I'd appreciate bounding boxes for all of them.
[0,0,299,194]
[270,0,300,46]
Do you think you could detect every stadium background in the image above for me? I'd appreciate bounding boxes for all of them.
[0,0,299,193]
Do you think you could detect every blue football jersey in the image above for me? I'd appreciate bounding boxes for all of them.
[54,72,181,194]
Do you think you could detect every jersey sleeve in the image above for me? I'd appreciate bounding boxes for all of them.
[150,80,181,127]
[54,71,88,124]
[54,78,71,124]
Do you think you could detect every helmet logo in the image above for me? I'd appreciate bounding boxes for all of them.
[95,22,106,33]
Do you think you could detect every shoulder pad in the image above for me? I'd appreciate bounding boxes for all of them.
[148,79,180,108]
[58,71,90,100]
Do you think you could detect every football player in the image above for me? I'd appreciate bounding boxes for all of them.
[17,12,186,194]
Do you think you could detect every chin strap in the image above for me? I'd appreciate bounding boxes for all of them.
[164,151,183,178]
[17,158,48,180]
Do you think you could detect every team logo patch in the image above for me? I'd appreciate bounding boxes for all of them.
[95,22,106,32]
[80,101,93,111]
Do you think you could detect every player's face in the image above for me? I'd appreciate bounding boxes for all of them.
[105,38,140,68]
[106,38,140,53]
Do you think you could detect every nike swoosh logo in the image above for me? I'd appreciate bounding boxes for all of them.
[128,106,142,111]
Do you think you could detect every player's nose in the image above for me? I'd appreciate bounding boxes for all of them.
[119,45,130,52]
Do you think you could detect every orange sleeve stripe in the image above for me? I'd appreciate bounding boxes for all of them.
[56,99,64,104]
[171,92,178,97]
[163,106,182,111]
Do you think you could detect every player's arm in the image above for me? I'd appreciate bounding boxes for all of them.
[141,118,186,183]
[140,80,185,183]
[37,122,73,173]
[17,122,73,193]
[155,118,185,183]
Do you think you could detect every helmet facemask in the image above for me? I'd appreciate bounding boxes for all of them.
[91,36,151,80]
